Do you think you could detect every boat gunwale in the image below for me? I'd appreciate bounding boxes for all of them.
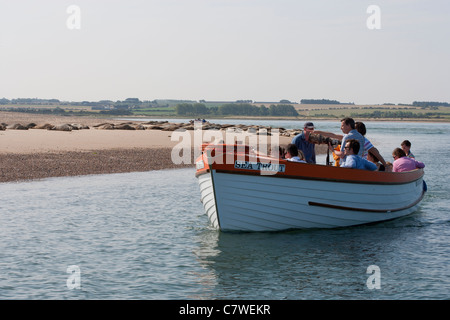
[196,144,424,185]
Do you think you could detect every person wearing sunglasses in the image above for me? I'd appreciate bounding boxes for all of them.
[340,139,377,171]
[392,148,425,172]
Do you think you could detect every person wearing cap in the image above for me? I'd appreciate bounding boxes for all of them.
[292,121,316,164]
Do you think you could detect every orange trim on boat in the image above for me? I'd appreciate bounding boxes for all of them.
[195,144,424,185]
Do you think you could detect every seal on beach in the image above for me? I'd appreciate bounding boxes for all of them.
[50,124,73,131]
[7,123,29,130]
[33,123,54,129]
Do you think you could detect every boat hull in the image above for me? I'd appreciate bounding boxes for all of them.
[198,171,220,229]
[195,144,426,232]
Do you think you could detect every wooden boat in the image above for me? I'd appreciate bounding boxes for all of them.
[195,143,426,232]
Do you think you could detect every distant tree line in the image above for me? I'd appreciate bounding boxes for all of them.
[1,107,69,114]
[0,97,165,109]
[1,107,133,116]
[0,98,61,105]
[351,110,445,119]
[412,101,450,107]
[175,103,299,117]
[175,103,210,116]
[300,99,354,105]
[99,109,133,115]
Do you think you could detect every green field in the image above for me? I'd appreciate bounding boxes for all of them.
[293,104,450,121]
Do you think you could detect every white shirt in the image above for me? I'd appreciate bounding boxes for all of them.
[287,156,306,163]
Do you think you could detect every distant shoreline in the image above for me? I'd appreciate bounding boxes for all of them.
[2,101,450,122]
[120,114,450,123]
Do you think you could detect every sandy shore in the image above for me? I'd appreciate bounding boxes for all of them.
[1,112,304,182]
[1,128,183,153]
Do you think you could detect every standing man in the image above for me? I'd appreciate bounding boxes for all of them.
[329,117,365,166]
[292,122,316,164]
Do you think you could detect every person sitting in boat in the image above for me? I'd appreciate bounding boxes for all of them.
[276,145,286,159]
[291,122,316,164]
[401,140,415,159]
[340,139,377,171]
[392,148,425,172]
[367,151,385,171]
[385,162,393,172]
[332,144,341,166]
[355,121,388,168]
[285,144,306,163]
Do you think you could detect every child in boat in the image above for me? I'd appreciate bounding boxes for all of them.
[367,151,385,171]
[333,144,341,167]
[356,121,388,167]
[285,144,306,163]
[401,140,415,159]
[385,162,393,172]
[279,145,286,159]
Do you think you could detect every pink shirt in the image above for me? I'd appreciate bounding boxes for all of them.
[393,156,425,172]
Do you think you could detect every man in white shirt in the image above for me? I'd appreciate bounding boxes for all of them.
[328,117,365,167]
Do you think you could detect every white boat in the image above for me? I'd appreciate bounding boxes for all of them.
[195,144,426,232]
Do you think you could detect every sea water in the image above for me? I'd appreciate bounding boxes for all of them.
[0,121,449,299]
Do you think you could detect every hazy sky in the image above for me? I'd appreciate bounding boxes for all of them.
[1,0,449,104]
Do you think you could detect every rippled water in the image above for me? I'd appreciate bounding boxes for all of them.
[1,121,449,299]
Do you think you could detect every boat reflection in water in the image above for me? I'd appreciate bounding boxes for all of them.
[196,143,426,232]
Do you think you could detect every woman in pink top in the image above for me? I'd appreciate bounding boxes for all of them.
[392,148,425,172]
